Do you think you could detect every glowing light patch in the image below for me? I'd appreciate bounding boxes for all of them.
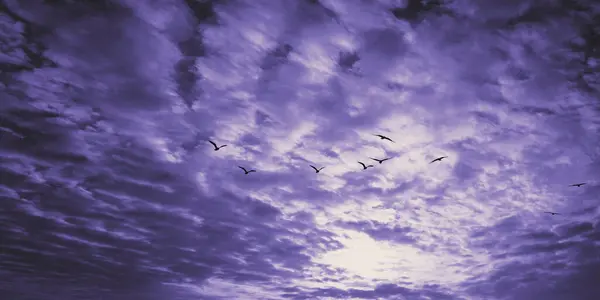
[313,228,479,286]
[315,230,404,281]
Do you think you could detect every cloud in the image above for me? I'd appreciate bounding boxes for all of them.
[1,0,600,299]
[464,217,600,300]
[293,282,461,300]
[335,219,417,244]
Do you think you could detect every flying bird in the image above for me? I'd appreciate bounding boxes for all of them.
[570,183,586,187]
[358,161,374,170]
[370,157,391,164]
[238,166,256,174]
[544,211,560,216]
[429,156,448,164]
[373,134,395,143]
[310,165,325,173]
[208,140,227,151]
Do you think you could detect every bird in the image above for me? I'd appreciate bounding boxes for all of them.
[358,161,374,170]
[208,140,227,151]
[429,156,448,164]
[570,183,586,187]
[238,166,256,174]
[374,134,395,143]
[370,157,391,164]
[310,165,325,173]
[544,211,560,216]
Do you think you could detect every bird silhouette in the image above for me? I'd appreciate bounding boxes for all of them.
[310,165,325,173]
[238,166,256,174]
[429,156,448,164]
[358,161,374,170]
[570,183,586,187]
[544,211,560,216]
[208,140,227,151]
[374,134,395,143]
[370,157,391,164]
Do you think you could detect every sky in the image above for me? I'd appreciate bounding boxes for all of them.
[1,0,600,299]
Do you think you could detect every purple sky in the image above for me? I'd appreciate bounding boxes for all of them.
[1,0,600,299]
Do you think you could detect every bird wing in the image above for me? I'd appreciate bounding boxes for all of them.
[209,140,218,148]
[310,165,318,171]
[358,162,366,168]
[369,157,380,162]
[238,166,247,172]
[318,167,325,171]
[249,170,256,173]
[431,156,445,163]
[220,144,228,148]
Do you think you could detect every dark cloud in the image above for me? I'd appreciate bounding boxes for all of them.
[295,282,461,300]
[465,214,600,300]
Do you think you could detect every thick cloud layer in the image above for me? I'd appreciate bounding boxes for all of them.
[1,0,599,299]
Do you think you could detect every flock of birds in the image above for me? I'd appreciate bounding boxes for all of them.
[208,134,588,216]
[208,134,447,173]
